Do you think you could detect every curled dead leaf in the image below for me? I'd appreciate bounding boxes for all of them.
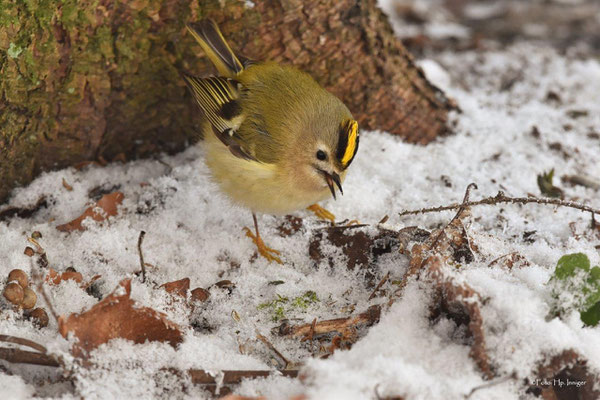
[46,268,83,285]
[59,279,183,358]
[62,178,73,191]
[56,192,124,232]
[160,278,190,298]
[190,287,210,303]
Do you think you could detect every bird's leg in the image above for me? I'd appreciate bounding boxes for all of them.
[307,204,336,224]
[243,213,282,264]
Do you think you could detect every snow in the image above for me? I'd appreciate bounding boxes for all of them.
[2,21,600,400]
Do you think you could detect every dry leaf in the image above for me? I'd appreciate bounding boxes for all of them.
[160,278,190,298]
[46,268,83,285]
[59,279,183,358]
[190,287,210,303]
[62,178,73,191]
[57,192,124,232]
[45,268,101,290]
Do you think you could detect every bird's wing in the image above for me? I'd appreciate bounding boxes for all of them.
[186,20,243,77]
[183,74,262,162]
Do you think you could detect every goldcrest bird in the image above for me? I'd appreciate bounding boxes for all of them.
[183,19,359,264]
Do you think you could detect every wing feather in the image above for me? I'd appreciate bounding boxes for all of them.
[183,74,258,161]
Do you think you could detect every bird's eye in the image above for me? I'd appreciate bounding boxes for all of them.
[316,150,327,161]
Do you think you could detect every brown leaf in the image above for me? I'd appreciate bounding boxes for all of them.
[56,192,124,232]
[45,268,83,285]
[59,279,183,358]
[190,287,210,303]
[160,278,190,298]
[62,178,73,191]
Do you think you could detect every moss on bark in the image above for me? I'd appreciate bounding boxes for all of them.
[0,0,455,203]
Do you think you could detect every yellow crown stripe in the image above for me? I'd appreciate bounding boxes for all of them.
[342,120,358,166]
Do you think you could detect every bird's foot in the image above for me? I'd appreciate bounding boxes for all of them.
[243,227,282,264]
[307,204,336,224]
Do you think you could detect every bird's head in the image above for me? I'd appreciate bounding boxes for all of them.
[291,117,360,200]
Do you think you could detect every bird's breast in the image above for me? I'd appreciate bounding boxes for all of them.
[204,138,331,215]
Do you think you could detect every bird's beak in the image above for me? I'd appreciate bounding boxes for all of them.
[323,171,343,200]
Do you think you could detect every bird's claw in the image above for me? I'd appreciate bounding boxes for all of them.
[307,204,336,224]
[243,227,282,264]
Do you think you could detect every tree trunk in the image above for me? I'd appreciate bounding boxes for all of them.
[0,0,455,204]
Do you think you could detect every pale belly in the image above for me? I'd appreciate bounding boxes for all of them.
[204,139,333,215]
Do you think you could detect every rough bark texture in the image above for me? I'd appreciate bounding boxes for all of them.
[0,0,455,204]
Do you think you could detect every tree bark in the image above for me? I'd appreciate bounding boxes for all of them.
[0,0,455,204]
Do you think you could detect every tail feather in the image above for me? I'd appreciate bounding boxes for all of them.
[187,20,243,77]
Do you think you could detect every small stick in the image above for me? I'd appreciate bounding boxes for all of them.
[279,305,381,338]
[0,347,60,367]
[450,183,477,224]
[138,231,147,283]
[308,318,317,354]
[368,272,390,300]
[320,223,369,231]
[465,374,515,398]
[255,331,290,368]
[30,261,59,324]
[428,183,476,251]
[487,252,519,268]
[399,190,600,217]
[0,335,47,353]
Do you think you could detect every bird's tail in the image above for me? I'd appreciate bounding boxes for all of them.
[186,19,244,77]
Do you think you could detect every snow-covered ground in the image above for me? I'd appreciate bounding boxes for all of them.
[1,24,600,400]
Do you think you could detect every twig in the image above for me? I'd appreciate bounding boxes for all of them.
[0,335,47,353]
[487,252,523,268]
[399,190,600,217]
[308,318,317,355]
[428,183,476,252]
[255,331,290,368]
[319,223,369,231]
[138,231,147,283]
[30,260,59,324]
[465,374,515,398]
[0,347,60,367]
[188,369,298,385]
[279,305,381,338]
[450,183,477,223]
[368,272,390,300]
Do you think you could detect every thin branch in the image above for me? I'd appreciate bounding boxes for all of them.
[450,183,477,223]
[30,260,59,324]
[137,231,147,283]
[0,335,47,353]
[399,190,600,217]
[0,347,60,367]
[279,305,381,338]
[465,374,515,399]
[255,331,290,368]
[368,272,390,300]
